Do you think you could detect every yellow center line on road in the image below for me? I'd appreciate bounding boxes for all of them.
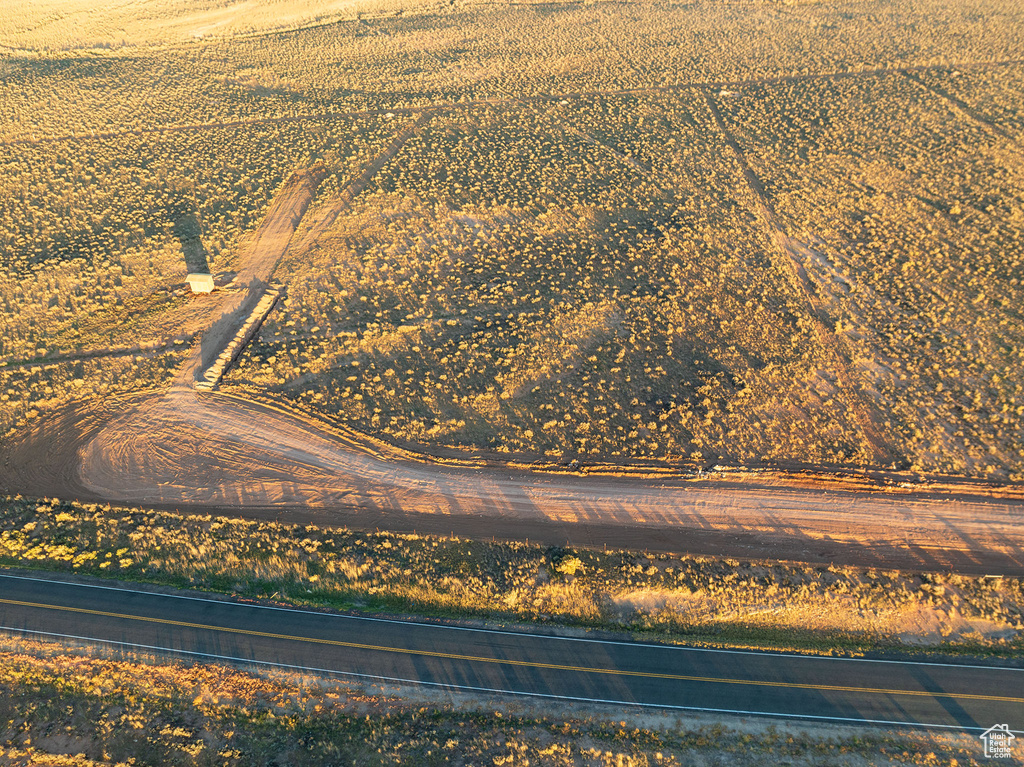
[2,598,1021,703]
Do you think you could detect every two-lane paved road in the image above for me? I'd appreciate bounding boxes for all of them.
[1,572,1021,732]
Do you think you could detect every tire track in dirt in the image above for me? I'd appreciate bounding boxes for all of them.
[564,124,655,178]
[902,70,1020,143]
[171,165,327,391]
[291,112,433,255]
[66,391,1024,575]
[169,108,427,392]
[701,87,898,468]
[1,338,190,371]
[2,109,359,148]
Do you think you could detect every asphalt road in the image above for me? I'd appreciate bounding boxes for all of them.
[1,572,1022,733]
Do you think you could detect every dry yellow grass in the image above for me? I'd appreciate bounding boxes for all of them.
[0,0,426,50]
[2,0,1023,479]
[0,115,398,438]
[224,78,1024,479]
[3,496,1022,654]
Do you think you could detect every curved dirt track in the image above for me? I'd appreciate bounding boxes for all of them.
[5,386,1024,576]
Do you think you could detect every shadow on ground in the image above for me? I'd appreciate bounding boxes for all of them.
[173,211,210,274]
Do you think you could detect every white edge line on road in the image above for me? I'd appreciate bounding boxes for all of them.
[1,625,1019,736]
[3,570,1023,672]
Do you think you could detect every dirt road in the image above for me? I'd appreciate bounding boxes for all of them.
[702,88,896,468]
[2,387,1022,575]
[174,165,326,390]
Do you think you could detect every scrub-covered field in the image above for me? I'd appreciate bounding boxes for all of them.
[1,0,1022,480]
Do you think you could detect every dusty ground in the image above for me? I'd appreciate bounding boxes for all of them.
[82,394,1024,573]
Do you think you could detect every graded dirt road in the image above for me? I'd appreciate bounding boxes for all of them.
[5,386,1024,576]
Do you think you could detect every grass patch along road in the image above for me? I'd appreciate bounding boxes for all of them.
[2,496,1022,658]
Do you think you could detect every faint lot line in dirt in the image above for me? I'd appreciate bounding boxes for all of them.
[901,71,1019,142]
[564,124,655,178]
[2,110,353,147]
[292,112,434,255]
[700,87,897,468]
[4,58,1023,148]
[630,57,1024,102]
